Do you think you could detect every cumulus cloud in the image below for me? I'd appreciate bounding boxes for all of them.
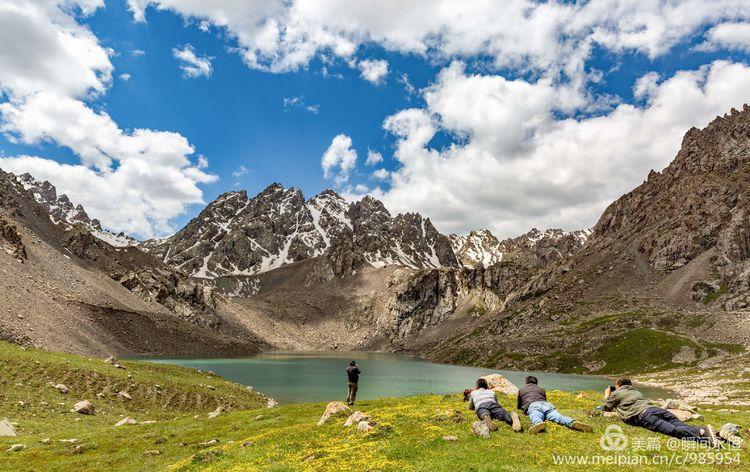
[370,168,389,181]
[358,59,388,84]
[127,0,750,86]
[0,0,217,238]
[633,72,660,100]
[321,134,357,184]
[119,73,131,81]
[699,22,750,52]
[373,60,750,237]
[172,44,213,78]
[0,92,216,237]
[0,0,112,99]
[365,150,383,166]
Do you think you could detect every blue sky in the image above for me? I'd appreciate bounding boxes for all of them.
[1,1,750,238]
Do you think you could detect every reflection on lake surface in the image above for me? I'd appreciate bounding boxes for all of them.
[144,351,667,404]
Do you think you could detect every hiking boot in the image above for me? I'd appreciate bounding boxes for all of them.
[529,422,546,434]
[511,412,523,432]
[482,414,498,432]
[571,421,593,432]
[718,423,744,449]
[702,425,719,448]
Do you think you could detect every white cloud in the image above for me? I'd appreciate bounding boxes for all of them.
[132,49,146,57]
[321,134,357,184]
[370,168,389,181]
[633,72,660,100]
[358,59,388,84]
[232,165,249,177]
[0,93,216,237]
[371,60,750,237]
[0,0,112,99]
[700,22,750,52]
[127,0,750,88]
[365,150,383,166]
[398,73,416,96]
[172,44,213,78]
[119,73,131,81]
[283,95,319,113]
[0,2,217,238]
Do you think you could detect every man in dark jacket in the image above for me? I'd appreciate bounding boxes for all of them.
[518,376,592,434]
[603,377,717,444]
[346,361,361,405]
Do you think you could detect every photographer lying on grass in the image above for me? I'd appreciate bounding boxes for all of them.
[602,377,741,447]
[518,376,593,434]
[467,378,523,433]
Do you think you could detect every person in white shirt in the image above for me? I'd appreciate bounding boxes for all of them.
[468,378,522,433]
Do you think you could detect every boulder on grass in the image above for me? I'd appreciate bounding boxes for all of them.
[472,421,491,438]
[0,419,17,437]
[52,384,69,394]
[344,411,370,427]
[207,406,224,419]
[73,400,96,415]
[317,401,350,426]
[6,444,24,452]
[479,374,518,395]
[115,417,137,427]
[357,420,375,433]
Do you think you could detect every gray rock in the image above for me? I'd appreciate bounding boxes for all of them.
[6,444,24,452]
[115,417,137,427]
[472,421,490,438]
[207,406,224,419]
[72,400,95,415]
[0,419,17,437]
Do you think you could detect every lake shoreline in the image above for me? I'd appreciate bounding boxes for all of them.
[140,350,672,404]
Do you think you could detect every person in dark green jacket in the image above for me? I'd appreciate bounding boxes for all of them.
[603,377,716,444]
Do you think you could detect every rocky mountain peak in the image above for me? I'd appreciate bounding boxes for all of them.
[14,172,135,247]
[450,226,590,268]
[146,185,460,278]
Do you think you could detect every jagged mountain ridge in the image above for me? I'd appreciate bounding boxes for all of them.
[16,173,136,247]
[13,173,588,281]
[144,184,459,278]
[449,227,592,268]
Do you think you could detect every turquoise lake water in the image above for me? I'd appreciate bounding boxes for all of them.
[144,351,667,404]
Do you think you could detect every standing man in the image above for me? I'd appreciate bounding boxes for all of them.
[518,375,592,434]
[346,361,361,405]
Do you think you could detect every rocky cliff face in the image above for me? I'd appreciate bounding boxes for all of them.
[0,217,26,261]
[145,184,458,278]
[590,105,750,306]
[450,228,590,268]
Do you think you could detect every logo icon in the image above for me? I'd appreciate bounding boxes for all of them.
[600,424,628,451]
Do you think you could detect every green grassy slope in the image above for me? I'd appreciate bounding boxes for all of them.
[0,342,748,471]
